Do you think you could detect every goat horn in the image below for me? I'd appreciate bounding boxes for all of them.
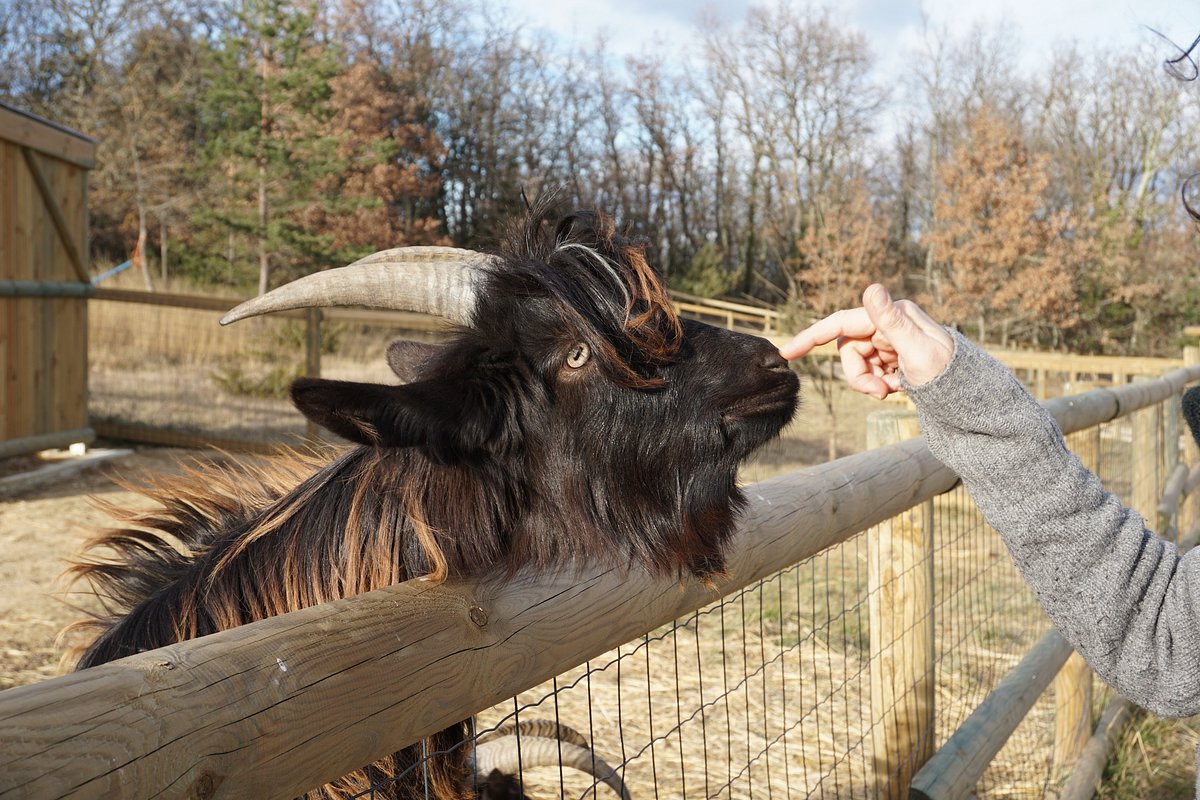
[219,246,496,326]
[476,718,591,749]
[474,736,632,800]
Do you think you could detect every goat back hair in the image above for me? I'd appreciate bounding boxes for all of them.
[62,448,476,800]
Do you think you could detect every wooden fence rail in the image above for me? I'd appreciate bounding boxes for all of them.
[0,436,961,799]
[4,362,1198,798]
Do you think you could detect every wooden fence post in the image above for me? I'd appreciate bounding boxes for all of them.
[1133,378,1162,525]
[1053,424,1100,772]
[305,308,322,443]
[1164,376,1179,491]
[867,410,935,799]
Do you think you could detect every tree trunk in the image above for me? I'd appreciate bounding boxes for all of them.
[257,31,270,297]
[137,201,152,291]
[159,220,168,285]
[258,160,269,296]
[742,161,759,296]
[133,151,153,291]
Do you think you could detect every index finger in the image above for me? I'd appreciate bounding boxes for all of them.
[779,307,875,360]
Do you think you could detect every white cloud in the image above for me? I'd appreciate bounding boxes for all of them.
[503,0,1198,70]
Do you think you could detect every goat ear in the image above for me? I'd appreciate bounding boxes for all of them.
[291,378,407,445]
[386,340,444,383]
[290,377,502,459]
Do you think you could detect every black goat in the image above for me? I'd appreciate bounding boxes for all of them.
[65,205,799,798]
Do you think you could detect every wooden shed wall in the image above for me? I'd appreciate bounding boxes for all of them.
[0,104,95,454]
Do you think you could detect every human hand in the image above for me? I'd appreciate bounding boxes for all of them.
[779,284,954,399]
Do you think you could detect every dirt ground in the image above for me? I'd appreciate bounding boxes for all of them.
[0,450,182,689]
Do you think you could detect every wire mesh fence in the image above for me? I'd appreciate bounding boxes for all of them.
[88,293,447,449]
[81,294,1191,798]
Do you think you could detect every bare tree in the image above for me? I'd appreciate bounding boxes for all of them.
[701,4,881,298]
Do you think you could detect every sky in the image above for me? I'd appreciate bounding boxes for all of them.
[501,0,1200,78]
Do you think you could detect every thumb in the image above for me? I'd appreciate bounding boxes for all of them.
[862,284,921,348]
[861,283,954,386]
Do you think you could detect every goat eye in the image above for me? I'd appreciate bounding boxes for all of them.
[566,342,591,369]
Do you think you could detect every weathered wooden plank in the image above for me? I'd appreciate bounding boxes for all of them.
[0,111,91,446]
[61,296,88,431]
[0,142,12,279]
[0,145,11,440]
[37,297,51,433]
[0,298,8,440]
[22,148,88,282]
[868,410,935,799]
[1132,383,1162,524]
[0,102,96,169]
[93,287,282,313]
[0,427,95,459]
[4,143,33,439]
[993,349,1182,378]
[1053,426,1102,772]
[1058,696,1134,800]
[10,296,36,444]
[91,287,451,333]
[10,139,33,282]
[668,290,781,320]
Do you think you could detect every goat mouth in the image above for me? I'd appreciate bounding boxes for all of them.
[722,386,799,424]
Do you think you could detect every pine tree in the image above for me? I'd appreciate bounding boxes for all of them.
[194,0,341,293]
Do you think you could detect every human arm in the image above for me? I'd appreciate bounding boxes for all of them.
[784,285,1200,716]
[908,330,1200,716]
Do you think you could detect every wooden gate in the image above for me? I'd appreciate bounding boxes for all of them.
[0,102,96,458]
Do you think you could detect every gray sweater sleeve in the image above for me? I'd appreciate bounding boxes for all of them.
[905,330,1200,719]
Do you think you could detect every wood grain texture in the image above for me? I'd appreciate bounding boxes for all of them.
[1058,696,1134,800]
[1132,385,1162,526]
[1,123,90,446]
[1052,427,1102,772]
[21,147,87,282]
[867,411,935,800]
[0,103,96,169]
[992,348,1182,379]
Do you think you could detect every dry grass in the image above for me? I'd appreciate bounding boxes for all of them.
[1097,712,1200,800]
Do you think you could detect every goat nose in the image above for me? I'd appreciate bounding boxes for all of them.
[760,348,789,371]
